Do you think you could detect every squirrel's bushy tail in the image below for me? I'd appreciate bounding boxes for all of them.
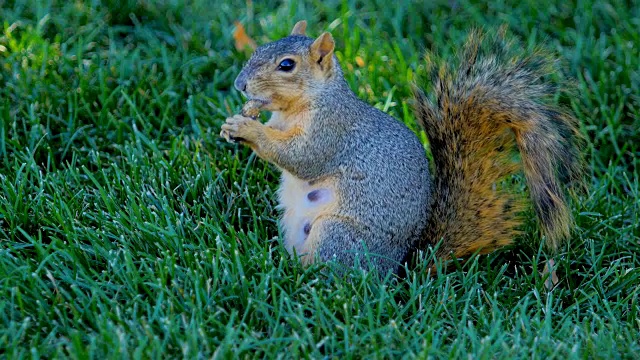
[413,29,584,261]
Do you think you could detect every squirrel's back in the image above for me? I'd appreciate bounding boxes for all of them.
[337,96,432,244]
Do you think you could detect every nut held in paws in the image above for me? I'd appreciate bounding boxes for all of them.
[241,99,267,120]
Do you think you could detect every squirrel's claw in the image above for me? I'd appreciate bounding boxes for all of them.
[220,100,265,143]
[220,123,244,143]
[221,114,257,144]
[220,128,242,143]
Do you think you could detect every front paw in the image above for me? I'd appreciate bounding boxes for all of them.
[220,115,261,144]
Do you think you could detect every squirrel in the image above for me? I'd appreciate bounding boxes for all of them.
[220,21,584,275]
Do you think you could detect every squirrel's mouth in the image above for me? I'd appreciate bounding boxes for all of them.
[243,94,270,108]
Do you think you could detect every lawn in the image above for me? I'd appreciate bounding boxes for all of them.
[1,0,639,358]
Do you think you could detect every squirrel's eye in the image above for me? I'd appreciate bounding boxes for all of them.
[277,58,296,72]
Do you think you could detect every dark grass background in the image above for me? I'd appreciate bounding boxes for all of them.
[1,0,638,358]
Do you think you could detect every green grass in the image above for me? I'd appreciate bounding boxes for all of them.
[1,0,639,358]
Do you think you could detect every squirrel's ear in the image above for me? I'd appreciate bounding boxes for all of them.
[310,32,335,67]
[290,20,307,36]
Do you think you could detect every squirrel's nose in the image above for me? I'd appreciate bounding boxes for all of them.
[234,76,247,92]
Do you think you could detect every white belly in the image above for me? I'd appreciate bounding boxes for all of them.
[277,171,335,254]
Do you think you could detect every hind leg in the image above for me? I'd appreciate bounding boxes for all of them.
[298,216,400,274]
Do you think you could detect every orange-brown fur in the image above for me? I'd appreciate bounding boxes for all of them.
[414,29,584,262]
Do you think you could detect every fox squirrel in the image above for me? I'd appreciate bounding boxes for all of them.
[220,21,584,275]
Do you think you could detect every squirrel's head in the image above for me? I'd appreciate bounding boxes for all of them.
[234,21,344,114]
